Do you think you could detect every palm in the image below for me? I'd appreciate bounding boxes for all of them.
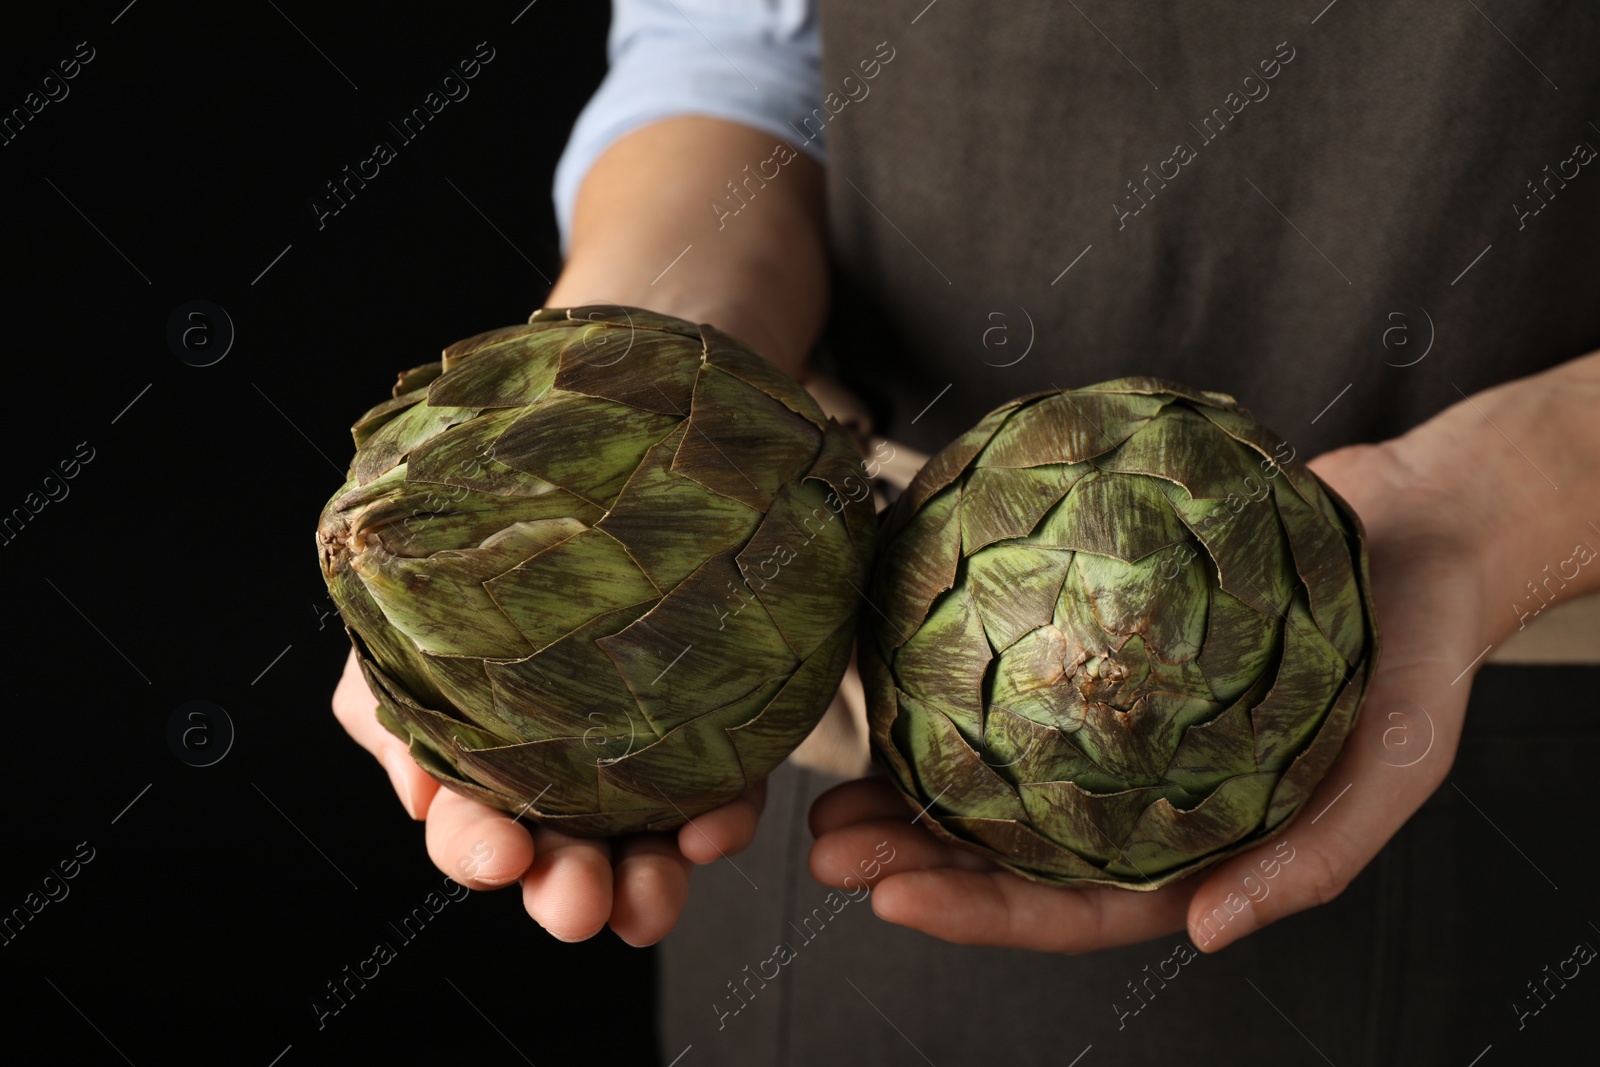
[808,442,1486,952]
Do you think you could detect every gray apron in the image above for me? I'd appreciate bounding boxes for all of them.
[660,2,1600,1062]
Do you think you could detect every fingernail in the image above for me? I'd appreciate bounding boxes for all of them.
[382,750,420,819]
[475,870,517,887]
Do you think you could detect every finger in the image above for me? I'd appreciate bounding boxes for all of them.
[678,780,767,865]
[331,649,439,820]
[523,828,615,942]
[808,776,909,837]
[809,818,989,891]
[608,835,692,947]
[870,869,1194,953]
[423,786,535,890]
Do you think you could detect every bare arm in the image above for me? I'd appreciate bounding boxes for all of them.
[546,115,829,377]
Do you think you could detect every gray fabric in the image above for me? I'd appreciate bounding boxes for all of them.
[813,1,1600,456]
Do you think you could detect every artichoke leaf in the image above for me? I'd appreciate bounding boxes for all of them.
[895,693,1027,822]
[1097,405,1263,500]
[485,605,660,745]
[965,544,1075,652]
[892,583,993,744]
[418,653,504,737]
[356,486,600,559]
[1018,779,1170,867]
[995,684,1097,752]
[987,626,1083,732]
[977,391,1165,468]
[673,364,823,511]
[1076,377,1240,412]
[1163,677,1266,795]
[537,303,703,341]
[1195,404,1339,525]
[352,388,426,449]
[959,463,1087,554]
[428,338,560,409]
[328,568,449,709]
[432,517,587,572]
[405,408,576,501]
[893,400,1019,529]
[491,389,680,509]
[862,657,919,798]
[945,817,1107,883]
[876,485,963,650]
[1250,595,1350,770]
[1273,478,1367,665]
[701,323,830,430]
[441,322,545,370]
[1072,548,1209,665]
[1160,478,1294,616]
[596,677,786,818]
[487,527,659,653]
[393,361,444,396]
[1194,585,1282,703]
[1053,560,1119,668]
[727,618,854,783]
[361,658,513,765]
[352,533,535,660]
[1266,660,1368,828]
[598,549,800,737]
[736,477,863,659]
[454,735,609,817]
[981,705,1097,787]
[1071,690,1219,787]
[1108,771,1277,878]
[352,398,479,487]
[1028,471,1190,562]
[555,329,700,416]
[597,424,761,592]
[801,423,878,554]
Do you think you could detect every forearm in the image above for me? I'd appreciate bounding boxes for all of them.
[1387,350,1600,647]
[545,116,829,379]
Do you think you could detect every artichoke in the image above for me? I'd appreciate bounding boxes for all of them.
[861,379,1376,889]
[318,306,874,835]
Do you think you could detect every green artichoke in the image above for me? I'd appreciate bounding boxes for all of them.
[862,379,1377,889]
[318,306,874,835]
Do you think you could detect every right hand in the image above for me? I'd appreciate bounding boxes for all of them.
[331,649,766,946]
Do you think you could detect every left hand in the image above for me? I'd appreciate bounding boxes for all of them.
[808,436,1499,953]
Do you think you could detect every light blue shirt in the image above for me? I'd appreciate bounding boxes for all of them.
[553,0,824,256]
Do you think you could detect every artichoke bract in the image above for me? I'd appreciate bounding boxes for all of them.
[318,306,874,836]
[862,379,1377,889]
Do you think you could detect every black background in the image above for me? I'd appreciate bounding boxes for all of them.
[0,3,661,1064]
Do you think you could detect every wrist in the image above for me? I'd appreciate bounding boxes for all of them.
[1370,447,1526,666]
[1384,367,1600,651]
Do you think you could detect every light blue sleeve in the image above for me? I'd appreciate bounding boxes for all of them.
[552,0,824,256]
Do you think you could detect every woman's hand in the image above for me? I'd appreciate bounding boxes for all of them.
[810,352,1600,952]
[332,649,766,946]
